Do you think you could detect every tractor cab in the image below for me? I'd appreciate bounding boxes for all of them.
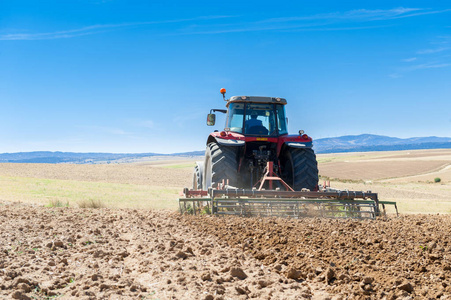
[225,98,288,136]
[208,93,289,137]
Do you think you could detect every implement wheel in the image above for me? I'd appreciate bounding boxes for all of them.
[203,142,239,189]
[192,162,203,190]
[283,148,319,191]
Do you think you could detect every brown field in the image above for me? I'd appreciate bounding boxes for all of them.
[319,160,447,181]
[318,149,451,182]
[318,149,451,214]
[0,149,450,299]
[1,202,450,299]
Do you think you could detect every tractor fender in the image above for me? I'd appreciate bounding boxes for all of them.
[284,141,313,149]
[277,134,313,157]
[278,141,313,158]
[216,138,245,146]
[206,133,245,147]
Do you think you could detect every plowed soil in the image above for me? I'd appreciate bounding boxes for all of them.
[0,201,312,300]
[1,200,450,299]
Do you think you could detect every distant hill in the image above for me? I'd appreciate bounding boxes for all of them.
[313,134,451,153]
[0,151,203,164]
[1,135,451,163]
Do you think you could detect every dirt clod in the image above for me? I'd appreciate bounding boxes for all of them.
[397,281,413,293]
[363,276,374,284]
[230,267,247,280]
[325,268,335,284]
[286,268,302,280]
[235,286,249,295]
[16,283,31,293]
[201,272,212,281]
[175,251,187,259]
[11,291,30,300]
[258,280,272,288]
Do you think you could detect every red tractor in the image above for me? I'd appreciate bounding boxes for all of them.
[194,88,319,192]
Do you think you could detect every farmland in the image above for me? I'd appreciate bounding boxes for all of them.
[1,149,450,213]
[0,149,450,299]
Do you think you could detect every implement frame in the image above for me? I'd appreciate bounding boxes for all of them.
[178,187,398,219]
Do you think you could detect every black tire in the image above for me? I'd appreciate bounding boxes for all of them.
[203,142,239,189]
[192,164,202,190]
[282,148,319,191]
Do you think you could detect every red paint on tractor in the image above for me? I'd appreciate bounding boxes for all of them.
[210,131,312,157]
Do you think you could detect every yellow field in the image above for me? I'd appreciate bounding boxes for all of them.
[0,160,195,210]
[0,149,450,214]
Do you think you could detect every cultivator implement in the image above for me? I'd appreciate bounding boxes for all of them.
[179,186,398,219]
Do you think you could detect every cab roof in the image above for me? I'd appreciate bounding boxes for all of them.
[227,96,287,105]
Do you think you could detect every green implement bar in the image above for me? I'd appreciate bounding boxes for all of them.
[178,197,397,219]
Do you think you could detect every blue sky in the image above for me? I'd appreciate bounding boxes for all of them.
[1,1,450,153]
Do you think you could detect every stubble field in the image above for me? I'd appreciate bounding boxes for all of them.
[0,149,450,299]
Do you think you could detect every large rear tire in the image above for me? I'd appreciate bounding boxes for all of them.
[282,148,319,191]
[203,142,239,189]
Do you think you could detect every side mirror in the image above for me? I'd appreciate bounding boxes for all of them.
[207,114,216,126]
[286,117,288,125]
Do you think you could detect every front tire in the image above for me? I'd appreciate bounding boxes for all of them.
[203,142,239,189]
[282,148,319,191]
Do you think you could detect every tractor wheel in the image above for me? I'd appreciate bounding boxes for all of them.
[192,163,203,190]
[282,148,319,191]
[203,142,239,189]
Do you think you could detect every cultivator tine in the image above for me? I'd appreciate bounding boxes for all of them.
[209,198,378,219]
[178,186,395,219]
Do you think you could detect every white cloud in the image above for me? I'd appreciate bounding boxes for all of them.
[394,36,451,76]
[177,7,451,36]
[0,25,111,40]
[4,8,450,40]
[390,61,451,77]
[182,24,390,35]
[407,62,451,70]
[260,7,448,23]
[417,47,450,54]
[0,16,235,41]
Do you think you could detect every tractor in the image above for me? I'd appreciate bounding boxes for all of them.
[179,89,396,219]
[193,88,319,192]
